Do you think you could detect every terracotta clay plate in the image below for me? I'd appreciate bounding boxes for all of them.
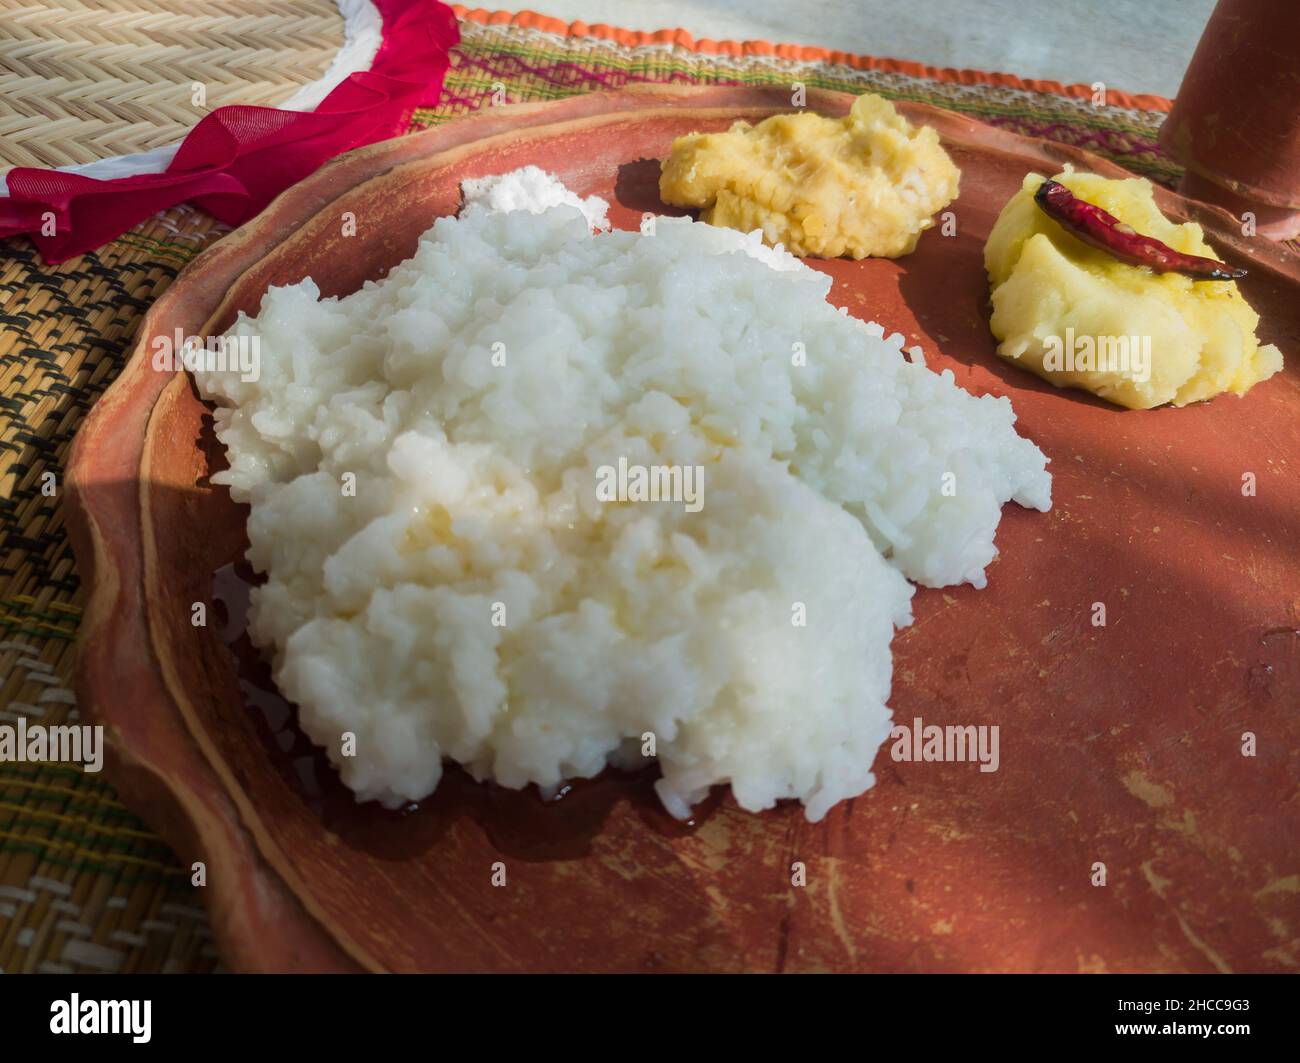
[66,86,1300,973]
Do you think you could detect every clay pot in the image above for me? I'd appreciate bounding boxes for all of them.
[1160,0,1300,240]
[65,87,1300,972]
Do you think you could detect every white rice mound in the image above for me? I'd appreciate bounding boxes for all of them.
[193,166,1050,822]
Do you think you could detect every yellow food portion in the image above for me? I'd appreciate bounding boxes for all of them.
[659,93,960,259]
[985,169,1283,409]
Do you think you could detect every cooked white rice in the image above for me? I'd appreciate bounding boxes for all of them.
[193,167,1050,822]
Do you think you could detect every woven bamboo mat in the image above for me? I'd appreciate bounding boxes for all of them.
[0,7,1187,974]
[0,0,347,172]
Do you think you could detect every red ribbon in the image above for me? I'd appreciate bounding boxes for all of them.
[0,0,460,264]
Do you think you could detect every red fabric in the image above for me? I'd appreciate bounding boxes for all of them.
[0,0,459,264]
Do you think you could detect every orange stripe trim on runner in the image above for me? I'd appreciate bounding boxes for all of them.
[451,5,1173,113]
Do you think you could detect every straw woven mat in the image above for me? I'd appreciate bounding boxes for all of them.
[0,0,346,172]
[0,6,1182,973]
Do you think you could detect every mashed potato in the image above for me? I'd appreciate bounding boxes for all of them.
[985,169,1283,409]
[660,93,960,259]
[194,168,1049,822]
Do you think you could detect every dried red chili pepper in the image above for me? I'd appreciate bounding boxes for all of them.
[1033,178,1246,281]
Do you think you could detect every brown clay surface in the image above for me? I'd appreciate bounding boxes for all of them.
[66,86,1300,973]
